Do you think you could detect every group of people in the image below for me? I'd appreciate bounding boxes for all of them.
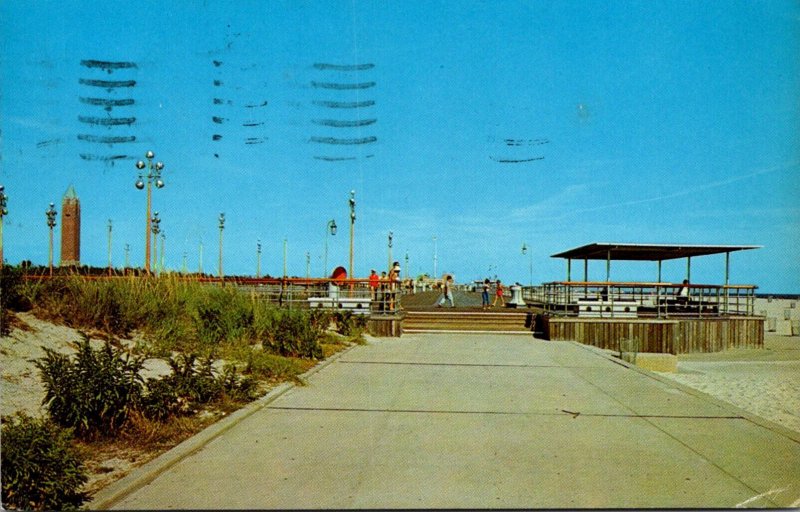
[368,267,509,310]
[481,279,505,309]
[368,262,402,311]
[436,277,506,309]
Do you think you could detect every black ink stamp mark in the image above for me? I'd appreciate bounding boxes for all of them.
[312,119,377,128]
[310,136,377,145]
[79,116,136,126]
[313,100,375,109]
[311,81,376,90]
[313,63,375,71]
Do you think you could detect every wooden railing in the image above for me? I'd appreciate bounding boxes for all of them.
[532,281,758,318]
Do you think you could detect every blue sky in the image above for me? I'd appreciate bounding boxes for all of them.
[1,1,798,292]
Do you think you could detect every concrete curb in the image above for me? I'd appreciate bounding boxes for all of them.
[87,342,362,510]
[570,341,800,445]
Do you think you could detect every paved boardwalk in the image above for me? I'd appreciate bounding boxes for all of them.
[101,334,800,509]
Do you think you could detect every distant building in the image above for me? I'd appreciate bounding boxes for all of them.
[60,185,80,266]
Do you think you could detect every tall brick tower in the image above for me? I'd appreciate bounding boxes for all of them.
[60,185,80,267]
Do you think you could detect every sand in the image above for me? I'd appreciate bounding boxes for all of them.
[1,312,171,419]
[655,333,800,435]
[1,312,177,494]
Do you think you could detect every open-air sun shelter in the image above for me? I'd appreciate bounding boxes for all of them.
[550,242,762,285]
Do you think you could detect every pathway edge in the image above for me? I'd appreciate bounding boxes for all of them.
[87,341,361,510]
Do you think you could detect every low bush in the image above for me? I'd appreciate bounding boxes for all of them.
[140,354,257,421]
[333,311,368,337]
[267,309,324,359]
[35,334,144,438]
[1,414,88,511]
[0,266,31,336]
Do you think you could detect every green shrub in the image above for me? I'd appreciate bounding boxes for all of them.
[251,301,281,343]
[191,288,253,348]
[140,354,256,421]
[0,266,31,336]
[334,311,367,337]
[35,334,144,438]
[216,364,258,402]
[140,376,183,421]
[1,414,88,511]
[267,309,324,359]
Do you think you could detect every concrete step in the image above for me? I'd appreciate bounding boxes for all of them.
[403,310,533,333]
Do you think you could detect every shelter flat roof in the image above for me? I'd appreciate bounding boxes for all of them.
[551,243,761,261]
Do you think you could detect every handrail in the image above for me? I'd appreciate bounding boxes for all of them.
[535,281,758,318]
[542,280,757,290]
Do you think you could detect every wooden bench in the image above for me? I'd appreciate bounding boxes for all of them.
[307,297,372,314]
[577,299,638,318]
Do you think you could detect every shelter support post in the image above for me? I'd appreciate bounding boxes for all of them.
[724,251,730,314]
[566,259,572,309]
[686,256,692,283]
[657,260,663,317]
[584,259,588,297]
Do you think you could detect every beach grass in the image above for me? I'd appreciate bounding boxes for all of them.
[18,275,329,361]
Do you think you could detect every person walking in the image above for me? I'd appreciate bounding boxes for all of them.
[437,275,455,307]
[492,279,505,307]
[481,278,491,310]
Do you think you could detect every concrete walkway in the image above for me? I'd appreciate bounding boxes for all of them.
[96,334,800,509]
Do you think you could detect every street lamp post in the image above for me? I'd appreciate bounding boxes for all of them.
[256,239,262,278]
[45,202,57,276]
[160,232,165,272]
[135,150,165,274]
[283,238,288,278]
[306,251,311,279]
[521,243,532,287]
[198,239,204,275]
[433,235,438,278]
[324,219,337,278]
[404,251,409,281]
[107,219,113,275]
[387,231,393,271]
[218,213,225,279]
[150,212,161,274]
[0,185,7,267]
[348,191,355,280]
[124,244,130,273]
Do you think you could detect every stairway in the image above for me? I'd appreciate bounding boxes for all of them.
[402,310,533,334]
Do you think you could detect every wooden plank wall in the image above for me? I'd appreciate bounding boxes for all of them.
[368,314,404,337]
[543,316,764,354]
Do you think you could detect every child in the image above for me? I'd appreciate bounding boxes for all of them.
[492,279,505,307]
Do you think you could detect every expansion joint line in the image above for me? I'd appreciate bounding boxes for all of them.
[337,360,583,369]
[565,363,770,505]
[266,405,742,420]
